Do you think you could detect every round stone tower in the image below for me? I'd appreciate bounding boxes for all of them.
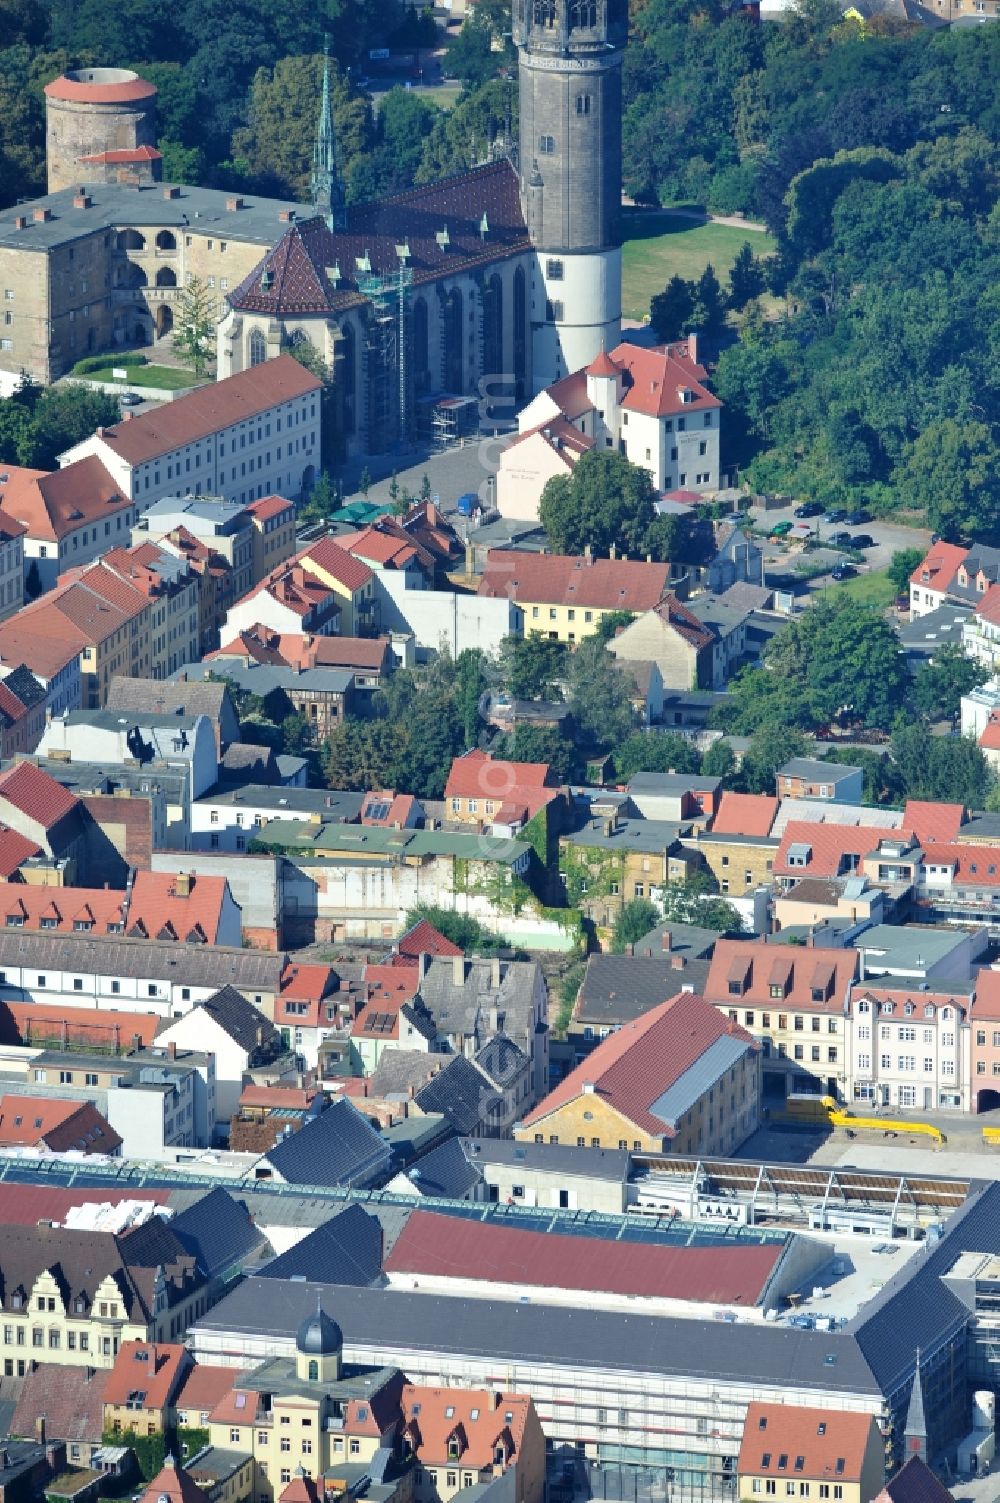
[513,0,628,389]
[44,68,158,193]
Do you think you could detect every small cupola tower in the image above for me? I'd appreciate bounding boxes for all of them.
[295,1296,343,1385]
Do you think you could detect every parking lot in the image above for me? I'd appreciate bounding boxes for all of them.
[748,498,931,581]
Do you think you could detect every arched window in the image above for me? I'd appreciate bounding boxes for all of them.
[155,230,177,251]
[533,0,556,24]
[924,1004,935,1018]
[248,329,267,368]
[155,267,176,288]
[412,298,429,393]
[482,275,503,389]
[881,1002,894,1014]
[307,1360,318,1381]
[570,0,597,25]
[904,1002,914,1016]
[512,266,527,403]
[857,1000,869,1014]
[118,229,145,252]
[443,287,463,394]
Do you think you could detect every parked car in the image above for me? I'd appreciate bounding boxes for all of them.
[844,508,871,525]
[831,562,854,581]
[119,392,142,406]
[795,501,823,518]
[827,530,853,547]
[770,520,793,537]
[823,508,848,523]
[850,533,875,549]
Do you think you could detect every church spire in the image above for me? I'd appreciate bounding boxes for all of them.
[904,1349,928,1463]
[312,39,346,232]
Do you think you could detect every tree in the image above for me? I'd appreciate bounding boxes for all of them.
[173,276,215,378]
[443,0,513,89]
[497,635,566,701]
[539,450,660,558]
[455,648,489,749]
[887,547,925,597]
[891,723,993,807]
[359,466,372,498]
[594,610,637,643]
[612,899,660,953]
[728,242,766,310]
[404,903,509,955]
[650,276,694,343]
[740,724,808,795]
[15,384,119,468]
[566,637,634,750]
[23,559,40,600]
[614,732,700,781]
[899,419,1000,541]
[498,724,577,784]
[660,874,743,933]
[691,263,726,332]
[701,738,737,781]
[323,718,405,790]
[911,644,987,724]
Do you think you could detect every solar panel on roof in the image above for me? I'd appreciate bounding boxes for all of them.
[366,801,390,821]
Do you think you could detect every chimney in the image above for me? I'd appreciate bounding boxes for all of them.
[687,331,698,365]
[33,208,52,223]
[278,209,296,223]
[490,1392,501,1412]
[661,930,672,952]
[452,954,465,987]
[418,951,431,983]
[584,544,592,562]
[72,191,91,209]
[13,216,26,230]
[609,543,617,560]
[162,186,180,200]
[491,956,501,989]
[670,955,686,971]
[131,1033,142,1052]
[166,1040,177,1060]
[489,1005,499,1033]
[174,872,192,898]
[226,196,244,212]
[35,1418,45,1446]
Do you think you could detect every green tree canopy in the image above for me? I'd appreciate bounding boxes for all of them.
[614,732,701,781]
[911,643,987,724]
[660,873,744,933]
[539,450,661,559]
[566,637,635,751]
[612,899,660,953]
[887,547,925,596]
[497,635,566,701]
[890,723,993,807]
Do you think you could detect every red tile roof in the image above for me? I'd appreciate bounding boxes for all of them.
[234,559,338,622]
[0,1180,166,1226]
[705,939,859,1014]
[0,679,31,726]
[78,145,162,164]
[644,593,715,650]
[981,719,1000,752]
[971,971,1000,1021]
[0,610,81,679]
[139,1458,207,1503]
[542,370,594,422]
[505,416,594,466]
[360,790,416,827]
[850,984,968,1019]
[393,917,463,964]
[211,626,391,672]
[400,1384,533,1469]
[238,1084,320,1111]
[712,792,779,838]
[445,747,554,804]
[299,535,375,593]
[773,819,901,878]
[246,495,295,523]
[0,880,125,935]
[975,583,1000,626]
[96,355,321,467]
[610,340,721,419]
[0,1001,160,1050]
[387,1209,782,1305]
[104,1342,190,1410]
[521,991,754,1137]
[279,962,339,1004]
[45,72,156,103]
[0,826,41,875]
[0,761,79,830]
[10,1360,111,1442]
[126,869,233,945]
[478,549,671,612]
[0,1094,121,1153]
[738,1403,876,1481]
[910,541,966,593]
[902,800,964,843]
[922,842,1000,887]
[0,456,129,543]
[172,1363,237,1421]
[587,350,620,378]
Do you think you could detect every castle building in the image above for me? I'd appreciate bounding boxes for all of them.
[0,1,627,455]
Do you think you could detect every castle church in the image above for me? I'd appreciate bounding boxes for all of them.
[219,0,628,455]
[0,2,627,457]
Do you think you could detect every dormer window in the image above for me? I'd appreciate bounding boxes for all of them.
[448,1439,461,1461]
[881,1002,894,1015]
[904,1002,914,1016]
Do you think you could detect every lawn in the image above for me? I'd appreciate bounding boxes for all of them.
[80,364,201,390]
[620,207,776,323]
[827,568,896,609]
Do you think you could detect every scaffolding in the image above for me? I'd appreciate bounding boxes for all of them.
[357,259,414,454]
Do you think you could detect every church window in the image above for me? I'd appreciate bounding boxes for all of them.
[538,135,556,155]
[576,94,593,114]
[533,0,557,23]
[249,330,267,367]
[571,0,598,23]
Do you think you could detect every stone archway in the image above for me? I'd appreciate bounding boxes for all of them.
[156,304,173,340]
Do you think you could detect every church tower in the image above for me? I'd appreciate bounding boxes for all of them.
[312,44,346,232]
[513,1,628,390]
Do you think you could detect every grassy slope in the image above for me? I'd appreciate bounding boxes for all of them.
[81,364,201,390]
[620,208,776,322]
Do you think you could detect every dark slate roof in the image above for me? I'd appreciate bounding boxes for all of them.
[170,1187,265,1279]
[632,921,719,961]
[576,955,707,1027]
[474,1034,528,1090]
[462,1138,630,1182]
[230,160,530,317]
[367,1050,437,1099]
[265,1096,390,1188]
[3,666,46,712]
[847,1180,1000,1396]
[258,1205,383,1286]
[882,1458,956,1503]
[194,1276,882,1394]
[197,985,279,1056]
[414,1056,502,1136]
[106,676,232,723]
[404,1137,483,1200]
